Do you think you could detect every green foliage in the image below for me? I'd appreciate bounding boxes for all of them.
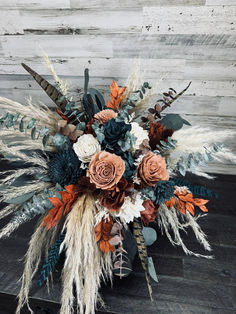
[0,111,54,148]
[116,82,151,122]
[159,114,191,131]
[142,227,157,246]
[92,121,105,143]
[12,188,60,225]
[38,231,66,286]
[134,82,152,100]
[117,131,137,152]
[176,143,224,176]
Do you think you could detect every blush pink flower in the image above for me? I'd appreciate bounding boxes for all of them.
[137,152,169,187]
[89,151,125,190]
[94,109,118,124]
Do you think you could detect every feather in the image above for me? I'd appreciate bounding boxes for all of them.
[21,63,68,110]
[133,218,153,302]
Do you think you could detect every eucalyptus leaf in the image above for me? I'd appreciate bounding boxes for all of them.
[148,257,158,283]
[6,191,35,204]
[27,118,36,129]
[142,227,157,246]
[19,116,26,132]
[31,127,37,140]
[42,134,50,147]
[160,114,190,131]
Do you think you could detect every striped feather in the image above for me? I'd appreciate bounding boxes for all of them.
[133,218,153,301]
[21,63,68,110]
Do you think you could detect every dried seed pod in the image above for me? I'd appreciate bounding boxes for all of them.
[148,108,156,114]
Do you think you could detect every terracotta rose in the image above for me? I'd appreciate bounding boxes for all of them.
[100,177,133,211]
[94,109,118,125]
[89,151,125,190]
[141,200,159,225]
[137,152,169,187]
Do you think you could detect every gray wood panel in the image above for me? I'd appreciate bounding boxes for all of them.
[0,2,235,174]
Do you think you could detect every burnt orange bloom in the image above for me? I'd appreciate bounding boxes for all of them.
[174,188,209,216]
[106,80,126,111]
[95,216,115,253]
[148,122,174,150]
[141,200,159,225]
[165,197,176,209]
[42,185,79,230]
[100,177,133,212]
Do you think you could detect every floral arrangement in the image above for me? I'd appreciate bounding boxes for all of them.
[0,59,235,314]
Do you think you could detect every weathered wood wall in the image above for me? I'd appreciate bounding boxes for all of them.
[0,0,235,174]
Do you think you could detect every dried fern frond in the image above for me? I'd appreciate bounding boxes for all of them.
[16,217,61,314]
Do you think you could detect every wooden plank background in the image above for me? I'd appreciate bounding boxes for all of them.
[0,0,235,174]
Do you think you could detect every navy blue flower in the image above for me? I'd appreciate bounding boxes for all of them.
[153,180,175,204]
[48,149,84,186]
[103,118,131,148]
[120,151,137,179]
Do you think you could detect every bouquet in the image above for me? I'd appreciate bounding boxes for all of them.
[0,59,235,314]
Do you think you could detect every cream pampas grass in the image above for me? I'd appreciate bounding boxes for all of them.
[60,193,112,314]
[169,126,236,176]
[16,216,61,314]
[157,203,213,259]
[42,50,69,95]
[0,97,58,128]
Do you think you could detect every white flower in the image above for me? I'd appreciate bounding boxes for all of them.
[130,122,149,150]
[73,134,101,163]
[115,194,145,224]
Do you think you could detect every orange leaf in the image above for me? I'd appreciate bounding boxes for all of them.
[106,80,126,111]
[199,205,208,212]
[186,202,195,216]
[193,198,209,206]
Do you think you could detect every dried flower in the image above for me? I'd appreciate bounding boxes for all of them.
[137,152,169,187]
[95,216,115,253]
[94,109,118,124]
[130,122,149,150]
[149,121,174,150]
[73,134,101,163]
[153,180,175,204]
[115,194,145,224]
[48,149,83,186]
[103,118,131,148]
[89,151,125,190]
[100,177,132,212]
[141,200,159,226]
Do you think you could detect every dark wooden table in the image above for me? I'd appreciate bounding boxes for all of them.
[0,161,235,313]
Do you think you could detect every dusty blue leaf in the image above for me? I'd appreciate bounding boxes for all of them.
[6,191,35,204]
[142,227,157,246]
[148,257,158,283]
[42,134,50,147]
[27,118,36,129]
[31,127,36,140]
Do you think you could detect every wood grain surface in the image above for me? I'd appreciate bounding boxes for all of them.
[0,0,235,174]
[0,165,235,313]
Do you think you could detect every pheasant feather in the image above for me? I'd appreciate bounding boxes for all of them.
[133,218,153,302]
[21,63,68,110]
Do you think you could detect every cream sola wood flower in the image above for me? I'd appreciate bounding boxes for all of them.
[73,134,101,163]
[115,194,145,224]
[130,122,149,150]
